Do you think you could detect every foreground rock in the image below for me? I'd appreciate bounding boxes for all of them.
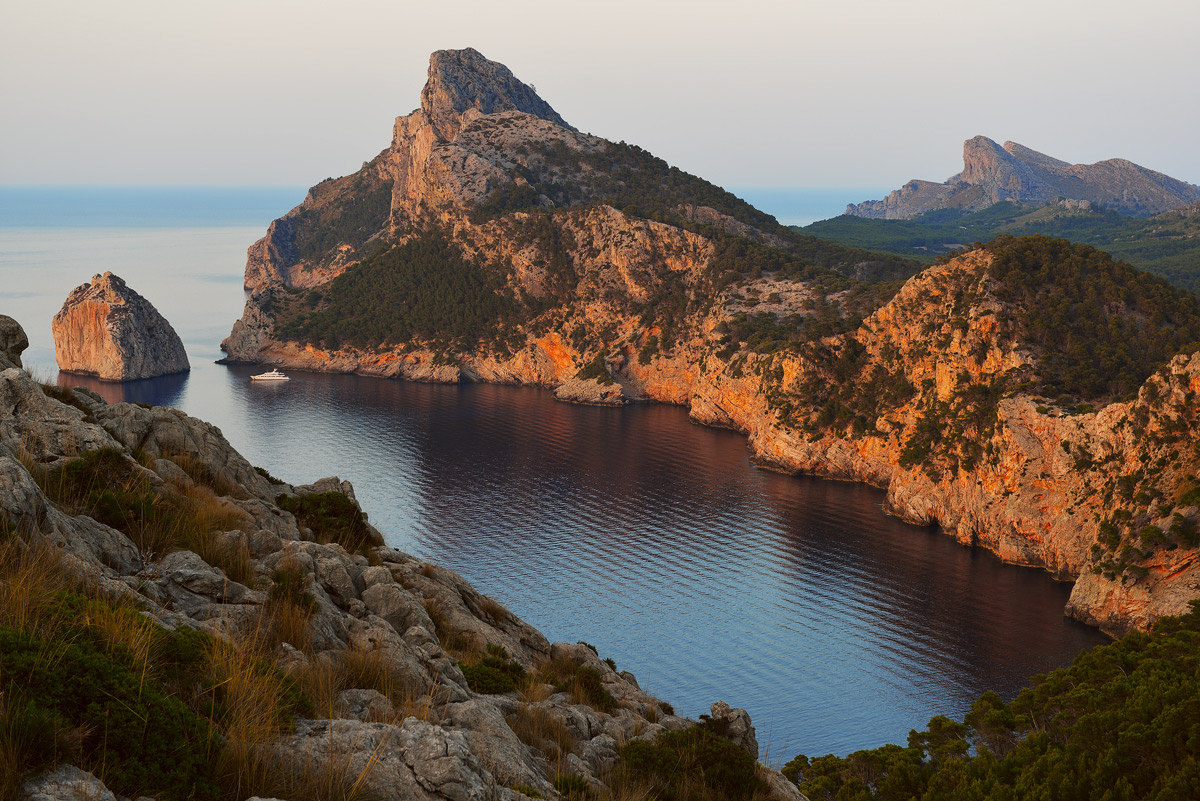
[52,271,189,380]
[1,315,804,800]
[0,314,28,369]
[847,136,1200,219]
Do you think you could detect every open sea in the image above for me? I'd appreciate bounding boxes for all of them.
[0,186,1107,759]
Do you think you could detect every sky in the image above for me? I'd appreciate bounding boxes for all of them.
[2,0,1197,191]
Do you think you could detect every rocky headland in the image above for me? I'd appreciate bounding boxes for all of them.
[218,49,1200,637]
[0,315,802,801]
[53,272,190,381]
[846,136,1200,219]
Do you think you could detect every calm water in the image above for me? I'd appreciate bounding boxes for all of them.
[0,188,1108,758]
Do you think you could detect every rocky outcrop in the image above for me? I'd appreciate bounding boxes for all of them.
[1,345,802,801]
[52,272,189,381]
[847,136,1200,218]
[421,47,574,141]
[0,314,28,370]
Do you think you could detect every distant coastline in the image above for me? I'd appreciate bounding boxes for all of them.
[0,185,876,230]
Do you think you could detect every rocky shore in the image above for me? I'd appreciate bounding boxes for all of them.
[0,316,804,800]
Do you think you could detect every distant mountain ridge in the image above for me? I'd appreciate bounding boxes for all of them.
[847,136,1200,219]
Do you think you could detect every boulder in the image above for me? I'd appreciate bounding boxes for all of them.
[0,315,28,369]
[706,700,759,759]
[52,272,189,380]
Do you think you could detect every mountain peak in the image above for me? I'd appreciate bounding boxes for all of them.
[847,136,1200,219]
[419,48,573,140]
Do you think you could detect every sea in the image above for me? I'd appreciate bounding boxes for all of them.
[0,186,1108,759]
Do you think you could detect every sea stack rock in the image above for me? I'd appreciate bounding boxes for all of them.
[52,272,189,380]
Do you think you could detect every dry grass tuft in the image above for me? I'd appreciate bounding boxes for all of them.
[340,646,401,702]
[600,766,659,801]
[536,650,584,686]
[478,595,510,624]
[259,600,315,656]
[419,562,437,579]
[505,704,578,762]
[516,673,554,704]
[166,451,242,499]
[0,537,71,637]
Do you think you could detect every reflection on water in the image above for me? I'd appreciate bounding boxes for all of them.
[57,370,190,407]
[5,217,1109,757]
[136,364,1108,755]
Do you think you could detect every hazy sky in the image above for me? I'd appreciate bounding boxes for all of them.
[3,0,1197,190]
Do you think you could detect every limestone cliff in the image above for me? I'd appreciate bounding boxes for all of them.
[0,316,803,801]
[847,136,1200,219]
[53,271,190,380]
[220,50,1200,636]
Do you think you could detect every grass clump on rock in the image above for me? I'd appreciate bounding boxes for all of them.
[276,491,381,553]
[461,644,525,695]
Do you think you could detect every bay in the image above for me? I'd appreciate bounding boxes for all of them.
[0,188,1108,758]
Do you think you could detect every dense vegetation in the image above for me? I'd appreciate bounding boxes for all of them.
[800,201,1200,294]
[783,601,1200,801]
[274,234,517,350]
[470,138,779,232]
[983,235,1200,401]
[620,719,768,801]
[289,167,393,264]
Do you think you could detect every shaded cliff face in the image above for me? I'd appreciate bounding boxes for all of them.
[847,136,1200,219]
[221,50,1200,635]
[53,272,190,381]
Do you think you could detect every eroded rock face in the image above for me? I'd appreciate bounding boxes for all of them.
[847,136,1200,219]
[421,47,574,141]
[53,272,189,380]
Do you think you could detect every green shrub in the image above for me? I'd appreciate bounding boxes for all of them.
[574,353,614,385]
[276,491,381,553]
[461,647,525,695]
[254,465,284,484]
[562,666,614,713]
[0,626,219,800]
[785,600,1200,801]
[620,725,765,801]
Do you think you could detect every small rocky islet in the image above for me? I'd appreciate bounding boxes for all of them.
[52,271,190,381]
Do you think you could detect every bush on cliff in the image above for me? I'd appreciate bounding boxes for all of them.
[619,724,767,801]
[783,599,1200,801]
[276,491,381,553]
[984,235,1200,401]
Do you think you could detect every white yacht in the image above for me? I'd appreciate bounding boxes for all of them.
[251,369,290,381]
